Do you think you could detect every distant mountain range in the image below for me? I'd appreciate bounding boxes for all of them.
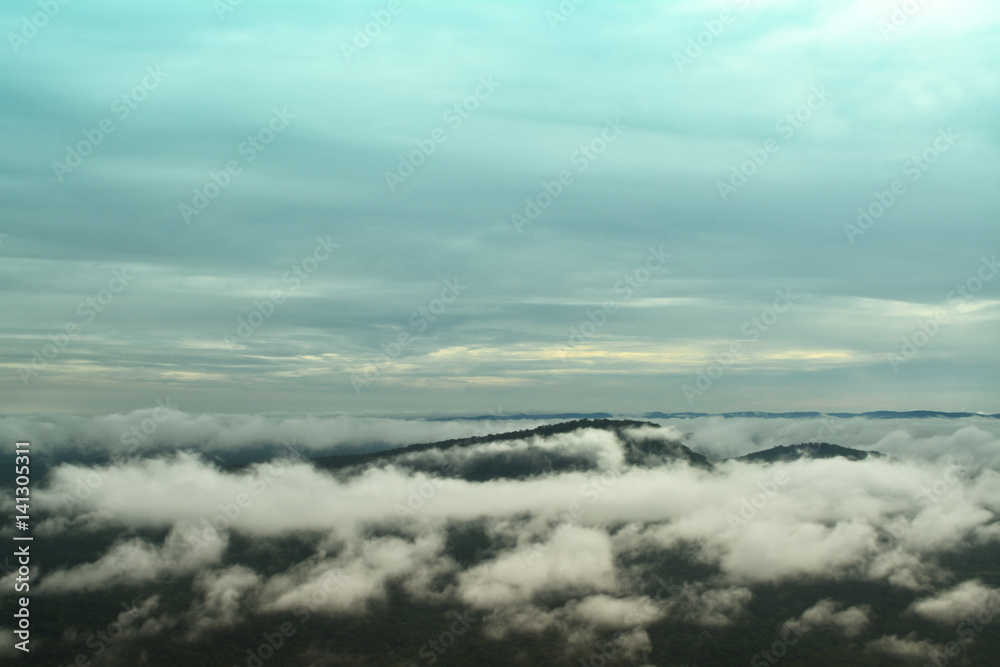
[440,410,999,421]
[647,410,1000,420]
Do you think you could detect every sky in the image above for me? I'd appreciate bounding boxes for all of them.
[1,0,998,416]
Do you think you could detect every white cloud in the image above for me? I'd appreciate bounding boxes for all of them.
[30,423,1000,597]
[663,583,753,627]
[257,532,451,616]
[909,580,1000,624]
[185,566,262,639]
[782,599,871,637]
[37,523,227,593]
[458,525,618,608]
[0,411,551,458]
[568,594,664,629]
[866,634,944,661]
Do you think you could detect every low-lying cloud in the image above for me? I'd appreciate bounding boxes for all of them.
[3,415,999,664]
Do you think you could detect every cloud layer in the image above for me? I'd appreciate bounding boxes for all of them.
[4,416,999,664]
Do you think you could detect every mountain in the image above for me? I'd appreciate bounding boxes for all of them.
[432,412,615,421]
[310,418,711,480]
[734,442,882,463]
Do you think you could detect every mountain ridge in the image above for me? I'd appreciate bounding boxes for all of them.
[307,419,881,481]
[733,442,882,463]
[310,418,719,480]
[433,410,1000,420]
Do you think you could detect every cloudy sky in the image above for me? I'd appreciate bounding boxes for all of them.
[2,0,998,415]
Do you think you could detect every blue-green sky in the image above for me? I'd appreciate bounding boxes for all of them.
[2,0,998,415]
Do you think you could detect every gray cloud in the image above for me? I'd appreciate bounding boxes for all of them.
[1,2,997,414]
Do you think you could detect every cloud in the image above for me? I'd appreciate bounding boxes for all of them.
[908,580,1000,624]
[665,584,754,627]
[257,532,451,616]
[458,525,618,608]
[476,594,663,654]
[0,411,550,458]
[12,419,1000,662]
[185,565,262,639]
[29,424,1000,597]
[669,416,1000,469]
[782,599,871,637]
[568,594,664,629]
[37,524,227,593]
[866,634,944,661]
[719,519,875,583]
[0,628,17,657]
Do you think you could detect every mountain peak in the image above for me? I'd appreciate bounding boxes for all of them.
[311,418,710,480]
[734,442,882,463]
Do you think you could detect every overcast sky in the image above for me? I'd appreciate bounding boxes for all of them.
[2,0,998,415]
